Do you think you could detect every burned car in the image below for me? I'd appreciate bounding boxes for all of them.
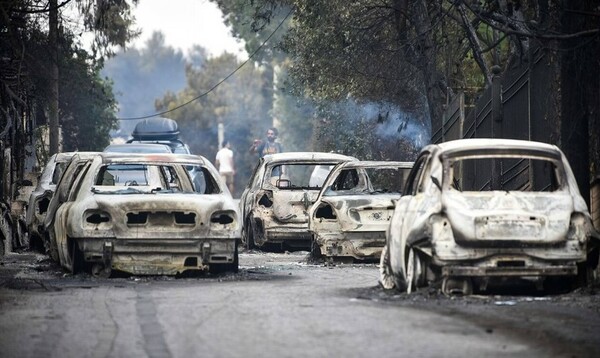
[36,152,100,259]
[380,138,599,294]
[48,153,240,276]
[26,152,76,250]
[240,152,357,250]
[309,161,413,260]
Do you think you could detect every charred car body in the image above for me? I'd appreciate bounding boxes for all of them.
[240,152,357,250]
[47,153,240,276]
[380,139,599,294]
[309,161,413,260]
[40,152,100,260]
[26,152,77,250]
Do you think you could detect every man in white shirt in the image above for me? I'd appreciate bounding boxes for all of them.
[215,140,235,194]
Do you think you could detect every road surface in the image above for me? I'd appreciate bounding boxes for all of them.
[0,250,599,357]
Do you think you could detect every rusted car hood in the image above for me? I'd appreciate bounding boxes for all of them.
[442,190,573,244]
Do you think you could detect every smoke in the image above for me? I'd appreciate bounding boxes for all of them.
[337,98,430,149]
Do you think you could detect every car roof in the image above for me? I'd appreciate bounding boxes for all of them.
[103,143,172,153]
[125,139,191,154]
[262,152,358,164]
[53,151,99,162]
[98,152,207,165]
[428,138,561,157]
[335,160,414,169]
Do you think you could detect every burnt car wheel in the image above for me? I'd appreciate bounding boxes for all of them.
[210,241,239,274]
[46,232,60,263]
[250,219,265,248]
[242,218,255,250]
[442,277,473,296]
[310,237,322,259]
[405,247,427,293]
[379,245,401,290]
[69,238,87,274]
[405,248,417,293]
[91,263,112,278]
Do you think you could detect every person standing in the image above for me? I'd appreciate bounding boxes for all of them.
[215,140,235,193]
[249,127,284,157]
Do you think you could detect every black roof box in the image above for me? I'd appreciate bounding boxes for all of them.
[131,117,180,141]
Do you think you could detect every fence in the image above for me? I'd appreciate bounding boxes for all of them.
[434,48,560,193]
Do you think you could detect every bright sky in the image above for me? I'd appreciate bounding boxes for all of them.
[131,0,247,58]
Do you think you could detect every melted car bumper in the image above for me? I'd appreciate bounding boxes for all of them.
[314,232,385,259]
[78,238,236,275]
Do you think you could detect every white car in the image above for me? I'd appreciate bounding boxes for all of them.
[48,153,240,276]
[240,152,357,251]
[41,152,100,260]
[26,152,77,251]
[380,138,600,294]
[309,161,413,260]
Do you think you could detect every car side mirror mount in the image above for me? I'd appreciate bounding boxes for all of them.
[277,179,290,188]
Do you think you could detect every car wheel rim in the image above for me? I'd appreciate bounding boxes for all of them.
[406,248,415,294]
[379,245,396,290]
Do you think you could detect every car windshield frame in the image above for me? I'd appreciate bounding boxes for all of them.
[263,161,342,190]
[442,148,567,193]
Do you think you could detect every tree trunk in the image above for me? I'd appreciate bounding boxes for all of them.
[49,0,59,155]
[412,0,448,130]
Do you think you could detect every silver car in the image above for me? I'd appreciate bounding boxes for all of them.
[380,138,600,294]
[48,153,240,276]
[240,152,357,251]
[26,152,96,252]
[309,161,413,260]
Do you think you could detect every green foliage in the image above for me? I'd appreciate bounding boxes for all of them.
[215,0,428,160]
[11,23,119,151]
[74,0,141,58]
[0,0,139,152]
[59,47,119,151]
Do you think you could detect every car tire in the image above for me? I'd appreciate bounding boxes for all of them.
[209,240,239,274]
[310,237,322,259]
[46,232,59,263]
[405,248,416,293]
[250,219,263,249]
[91,263,112,278]
[379,245,399,290]
[405,247,427,293]
[69,238,85,274]
[243,218,255,250]
[231,240,239,273]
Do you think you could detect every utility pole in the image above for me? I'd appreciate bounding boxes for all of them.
[48,0,59,155]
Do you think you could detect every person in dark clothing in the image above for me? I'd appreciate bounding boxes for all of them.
[249,127,284,157]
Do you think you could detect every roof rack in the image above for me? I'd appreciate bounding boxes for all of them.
[131,117,180,141]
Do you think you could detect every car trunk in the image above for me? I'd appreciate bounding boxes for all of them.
[316,195,399,232]
[443,190,573,246]
[272,190,320,224]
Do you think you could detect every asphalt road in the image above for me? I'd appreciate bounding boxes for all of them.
[0,250,599,358]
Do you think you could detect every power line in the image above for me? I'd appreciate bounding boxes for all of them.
[118,7,294,121]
